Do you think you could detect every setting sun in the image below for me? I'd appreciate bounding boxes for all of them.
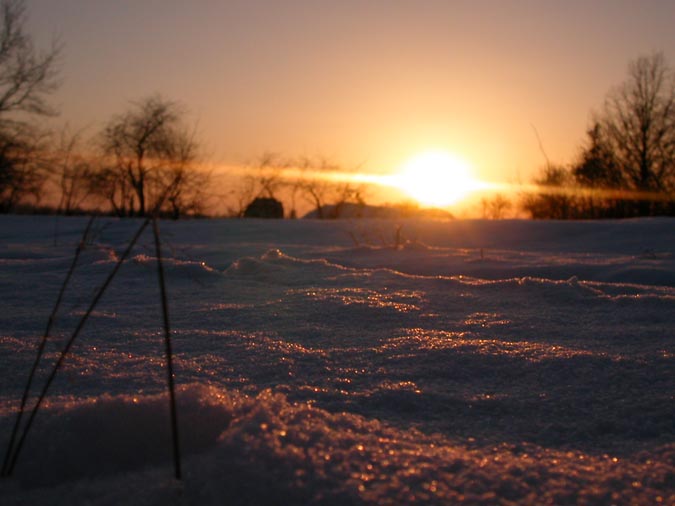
[391,151,480,207]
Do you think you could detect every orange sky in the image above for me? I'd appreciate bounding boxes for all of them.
[26,0,675,211]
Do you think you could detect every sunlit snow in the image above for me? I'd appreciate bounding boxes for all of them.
[0,216,673,505]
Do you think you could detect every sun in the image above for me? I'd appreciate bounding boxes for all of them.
[392,151,479,207]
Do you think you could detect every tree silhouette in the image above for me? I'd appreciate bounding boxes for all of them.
[481,194,512,219]
[598,53,675,203]
[573,123,622,189]
[0,0,60,118]
[100,96,202,217]
[51,127,95,215]
[0,0,60,212]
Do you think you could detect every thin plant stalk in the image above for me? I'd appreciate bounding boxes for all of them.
[4,217,151,475]
[152,217,182,480]
[4,178,181,477]
[1,216,95,477]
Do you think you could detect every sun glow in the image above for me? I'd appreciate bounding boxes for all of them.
[391,151,481,207]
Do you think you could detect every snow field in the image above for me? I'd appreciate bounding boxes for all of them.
[0,215,673,505]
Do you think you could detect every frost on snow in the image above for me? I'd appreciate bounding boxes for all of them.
[0,216,673,505]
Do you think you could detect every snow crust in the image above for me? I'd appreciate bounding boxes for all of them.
[0,216,673,505]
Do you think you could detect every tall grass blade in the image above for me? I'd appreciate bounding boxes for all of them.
[1,216,95,477]
[5,177,182,477]
[152,218,182,480]
[5,217,151,475]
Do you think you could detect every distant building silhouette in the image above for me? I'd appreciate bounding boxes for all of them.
[243,197,284,218]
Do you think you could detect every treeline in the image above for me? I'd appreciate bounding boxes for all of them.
[521,52,675,219]
[0,1,208,219]
[2,1,674,220]
[0,0,372,220]
[1,94,210,219]
[225,152,371,219]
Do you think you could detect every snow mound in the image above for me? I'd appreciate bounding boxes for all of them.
[225,249,353,284]
[10,384,231,487]
[3,386,673,505]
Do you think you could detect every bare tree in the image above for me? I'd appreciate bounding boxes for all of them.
[100,95,202,217]
[328,182,366,219]
[227,176,257,217]
[252,151,286,200]
[157,129,210,219]
[0,0,60,119]
[0,0,60,212]
[226,152,287,217]
[599,53,675,195]
[0,123,47,211]
[227,153,369,219]
[301,179,331,218]
[298,156,339,219]
[299,157,372,219]
[481,194,512,219]
[50,127,96,214]
[87,163,131,217]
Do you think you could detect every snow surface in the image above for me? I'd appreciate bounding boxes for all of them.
[0,215,673,505]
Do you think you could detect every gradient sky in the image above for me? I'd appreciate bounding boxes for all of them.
[26,0,675,194]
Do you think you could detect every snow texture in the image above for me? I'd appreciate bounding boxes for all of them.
[0,215,673,505]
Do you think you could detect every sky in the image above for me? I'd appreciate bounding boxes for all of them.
[25,0,675,208]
